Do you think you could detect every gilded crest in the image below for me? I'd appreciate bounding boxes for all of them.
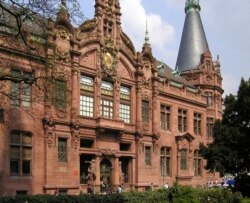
[100,39,118,76]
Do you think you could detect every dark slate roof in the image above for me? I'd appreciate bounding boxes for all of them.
[157,61,195,88]
[176,2,209,72]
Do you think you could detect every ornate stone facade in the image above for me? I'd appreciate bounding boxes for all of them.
[0,0,223,195]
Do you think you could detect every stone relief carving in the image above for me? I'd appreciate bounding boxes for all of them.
[98,147,117,157]
[86,159,96,184]
[142,58,152,87]
[138,141,144,155]
[54,26,72,62]
[105,0,115,16]
[43,117,55,147]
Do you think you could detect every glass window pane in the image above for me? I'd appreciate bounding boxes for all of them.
[10,160,19,174]
[22,160,31,175]
[58,138,67,162]
[10,146,20,159]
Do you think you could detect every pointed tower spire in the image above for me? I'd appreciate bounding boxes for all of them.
[176,0,209,72]
[144,20,150,45]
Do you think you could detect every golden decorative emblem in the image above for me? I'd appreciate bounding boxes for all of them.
[104,52,113,67]
[100,39,118,76]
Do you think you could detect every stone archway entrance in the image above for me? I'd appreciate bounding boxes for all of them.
[100,158,112,192]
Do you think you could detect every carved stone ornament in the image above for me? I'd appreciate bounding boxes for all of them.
[55,26,72,62]
[105,0,115,16]
[98,147,117,157]
[142,58,152,87]
[138,141,144,155]
[100,39,118,77]
[43,117,55,147]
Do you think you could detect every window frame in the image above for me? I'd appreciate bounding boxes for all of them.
[11,69,32,108]
[54,80,67,109]
[80,75,94,117]
[10,131,32,176]
[160,147,171,177]
[119,85,131,123]
[142,100,149,124]
[194,112,202,135]
[207,117,214,137]
[145,146,151,166]
[180,149,187,171]
[178,109,187,132]
[58,138,67,162]
[194,150,202,177]
[160,104,171,131]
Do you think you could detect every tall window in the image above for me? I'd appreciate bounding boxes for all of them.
[104,20,113,37]
[205,92,213,106]
[145,146,151,166]
[120,86,131,123]
[101,81,113,119]
[194,113,201,135]
[142,101,149,124]
[55,80,67,109]
[180,149,187,170]
[80,75,94,117]
[207,117,214,137]
[10,131,32,176]
[178,109,187,132]
[11,69,32,107]
[194,150,202,176]
[160,105,170,130]
[58,138,67,162]
[160,147,171,177]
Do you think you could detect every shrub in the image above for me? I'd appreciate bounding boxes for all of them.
[0,185,243,203]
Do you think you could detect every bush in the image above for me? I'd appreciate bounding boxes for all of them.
[0,185,243,203]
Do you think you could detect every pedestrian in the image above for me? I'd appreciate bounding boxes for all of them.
[117,185,122,193]
[54,188,59,196]
[150,182,154,191]
[163,182,169,189]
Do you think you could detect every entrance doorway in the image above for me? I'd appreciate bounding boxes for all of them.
[100,159,112,192]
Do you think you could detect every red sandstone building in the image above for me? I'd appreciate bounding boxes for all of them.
[0,0,223,195]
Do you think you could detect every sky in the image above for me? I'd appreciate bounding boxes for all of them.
[79,0,250,96]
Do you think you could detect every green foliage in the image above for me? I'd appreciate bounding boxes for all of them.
[200,78,250,196]
[0,185,243,203]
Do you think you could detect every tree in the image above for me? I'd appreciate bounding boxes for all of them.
[0,0,84,108]
[200,78,250,196]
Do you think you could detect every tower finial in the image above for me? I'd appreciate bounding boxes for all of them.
[61,0,67,9]
[144,20,150,45]
[185,0,200,13]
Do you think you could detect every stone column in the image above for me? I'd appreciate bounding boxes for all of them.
[113,76,121,120]
[152,88,158,134]
[131,157,136,187]
[95,71,102,117]
[136,83,142,131]
[95,155,101,192]
[71,69,78,119]
[114,156,120,186]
